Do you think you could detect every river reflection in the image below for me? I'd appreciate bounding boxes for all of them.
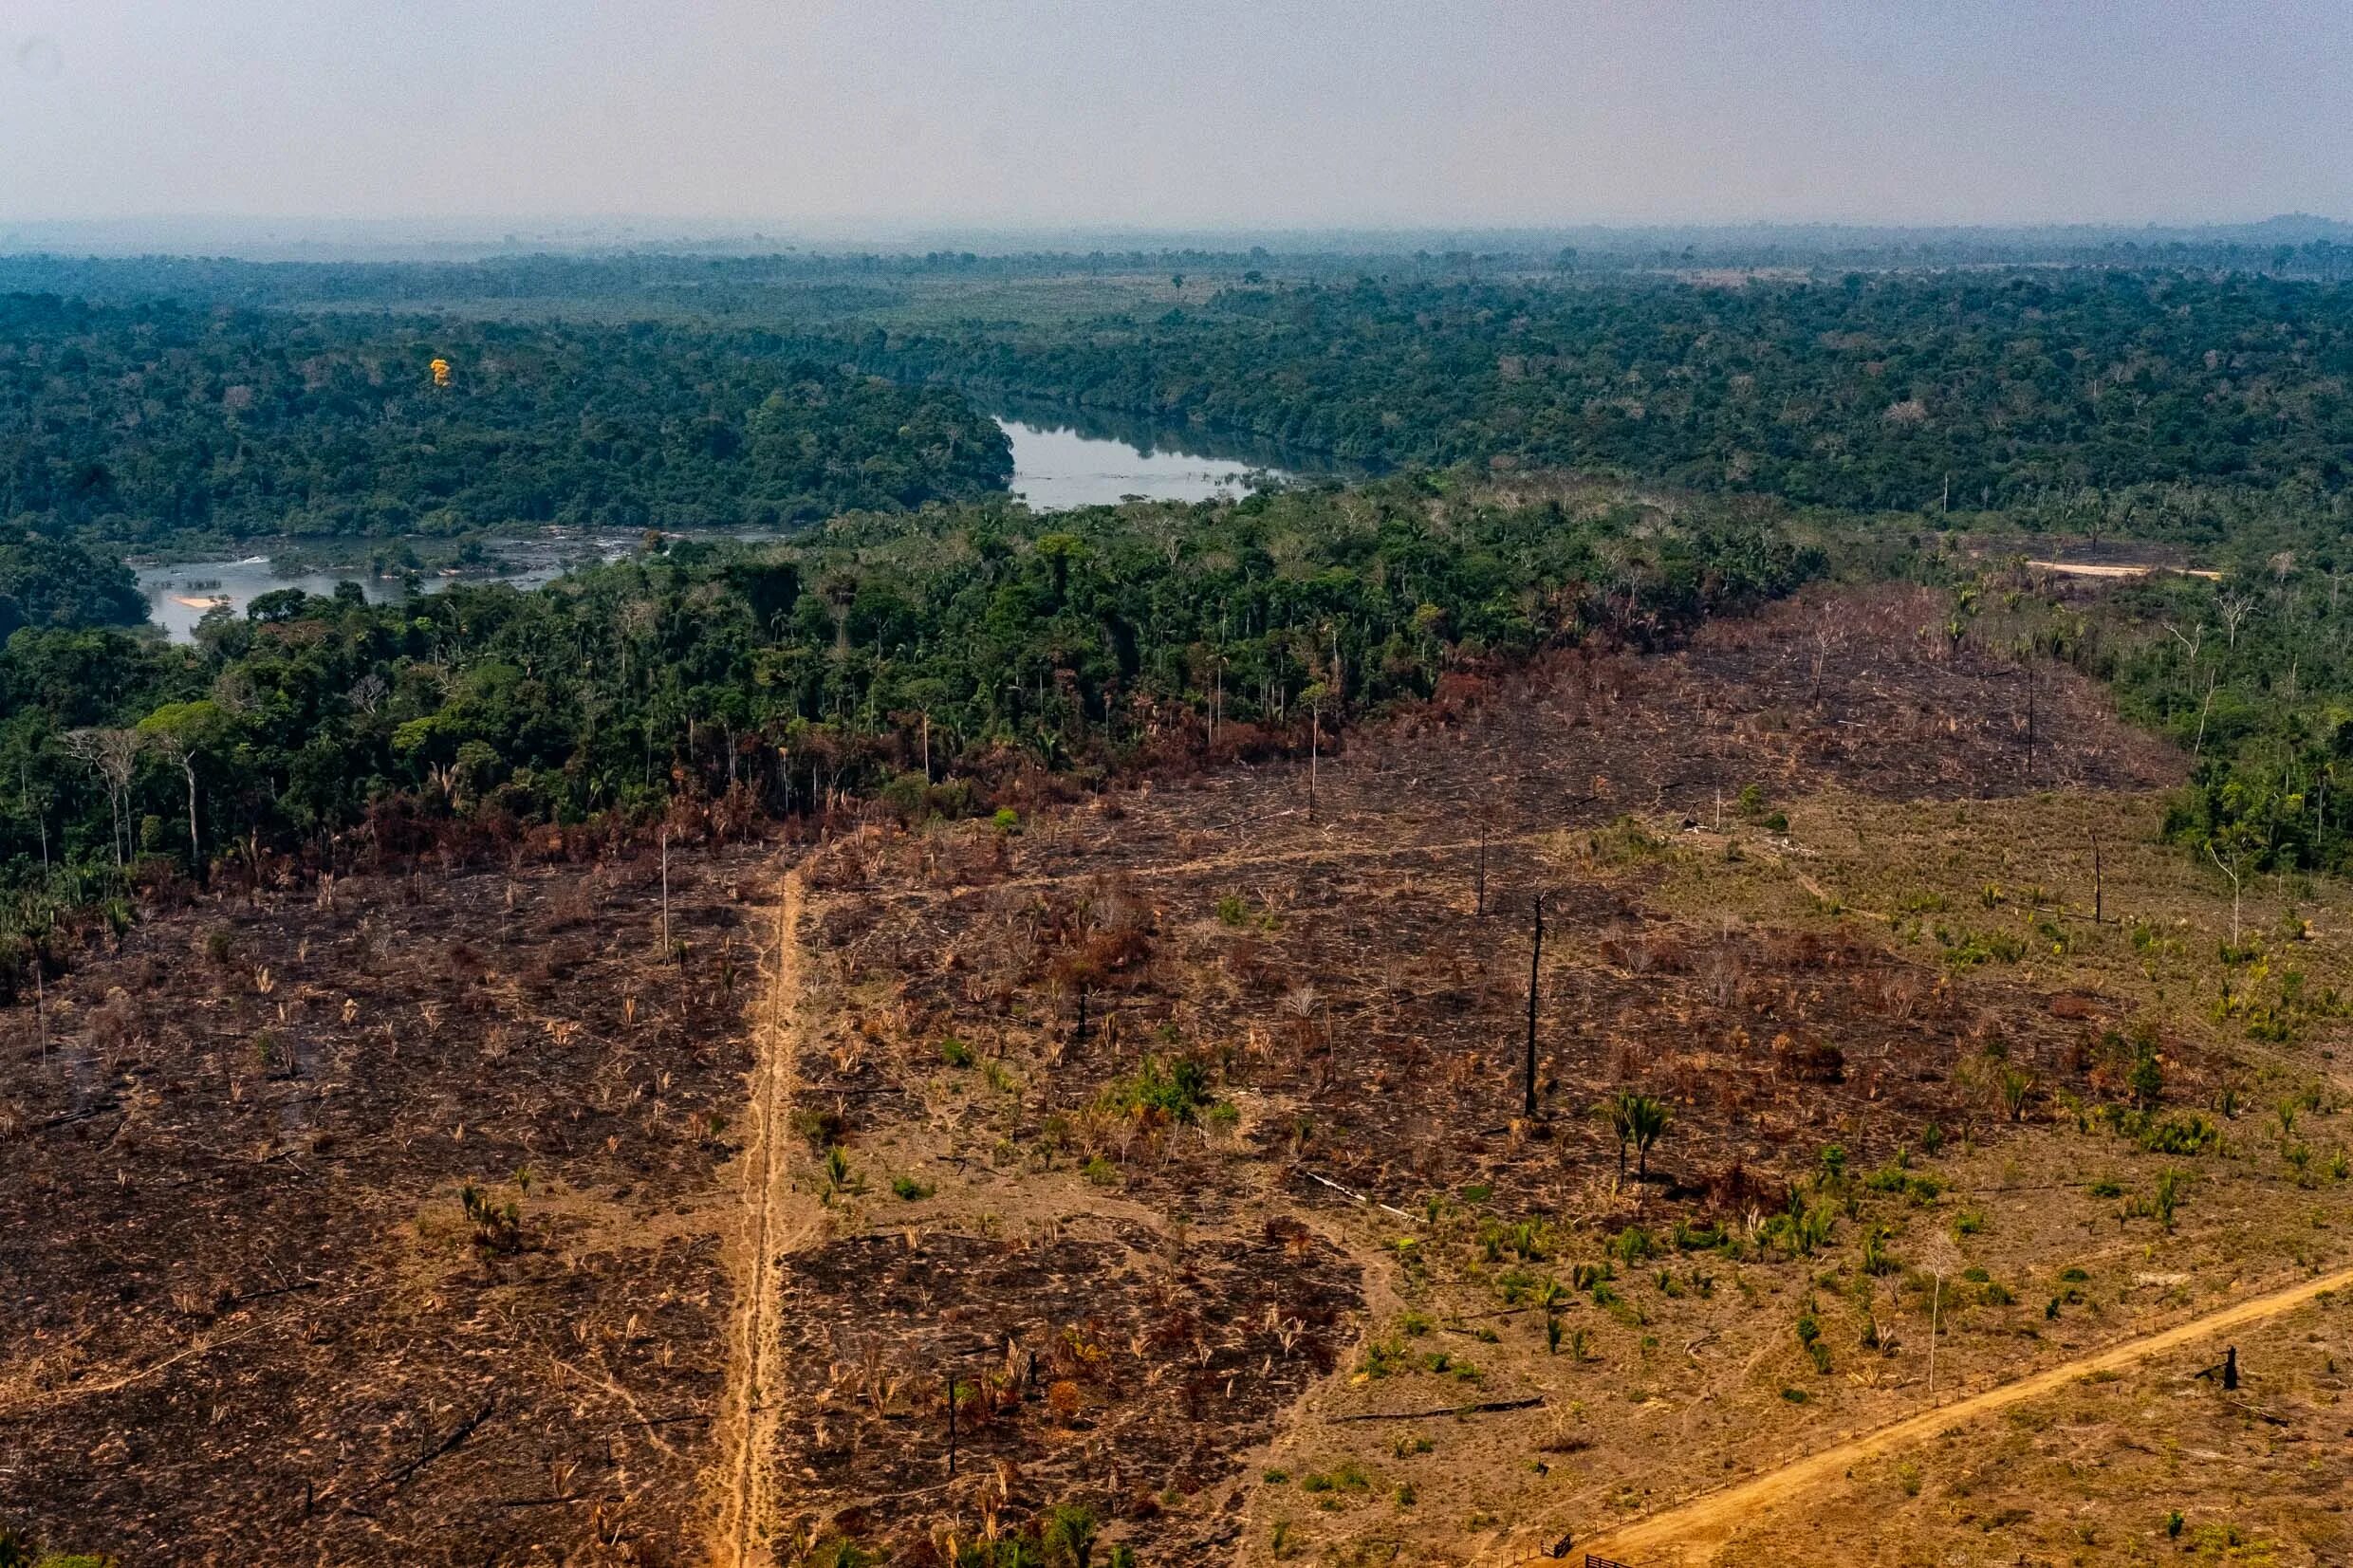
[133,408,1327,640]
[994,404,1310,509]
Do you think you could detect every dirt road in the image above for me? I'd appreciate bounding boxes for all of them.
[1556,1263,2353,1564]
[712,868,810,1568]
[2026,559,2221,581]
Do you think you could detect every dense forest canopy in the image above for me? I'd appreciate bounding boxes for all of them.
[847,269,2353,517]
[0,294,1010,545]
[0,480,1816,986]
[8,243,2353,976]
[14,260,2353,548]
[0,530,144,637]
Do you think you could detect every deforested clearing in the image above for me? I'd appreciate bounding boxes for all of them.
[10,584,2347,1567]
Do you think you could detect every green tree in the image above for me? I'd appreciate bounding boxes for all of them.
[137,700,227,876]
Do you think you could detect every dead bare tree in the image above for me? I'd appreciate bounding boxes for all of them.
[144,727,205,879]
[1807,608,1840,705]
[2206,839,2248,947]
[1307,699,1320,821]
[2090,827,2103,924]
[64,728,142,873]
[2217,591,2255,649]
[2021,644,2037,783]
[2193,667,2220,763]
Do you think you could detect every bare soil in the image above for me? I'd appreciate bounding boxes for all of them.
[10,584,2349,1568]
[1,841,781,1566]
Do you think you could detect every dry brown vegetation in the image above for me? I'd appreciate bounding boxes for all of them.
[7,585,2351,1567]
[1,839,777,1565]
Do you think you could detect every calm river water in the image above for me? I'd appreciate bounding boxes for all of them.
[136,414,1303,640]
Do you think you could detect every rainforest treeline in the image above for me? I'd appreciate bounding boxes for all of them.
[0,481,1817,983]
[11,249,2353,964]
[2027,549,2353,886]
[0,294,1010,545]
[16,266,2353,547]
[846,269,2353,517]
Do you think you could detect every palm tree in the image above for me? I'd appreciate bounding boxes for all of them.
[1630,1095,1672,1179]
[1600,1090,1673,1180]
[1042,1503,1097,1568]
[1599,1091,1637,1178]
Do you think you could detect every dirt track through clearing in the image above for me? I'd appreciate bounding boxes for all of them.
[1553,1264,2353,1564]
[713,868,808,1568]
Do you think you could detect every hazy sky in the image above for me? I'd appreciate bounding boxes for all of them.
[3,0,2347,231]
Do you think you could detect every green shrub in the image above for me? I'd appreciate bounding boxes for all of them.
[1359,1336,1410,1379]
[460,1183,523,1252]
[1610,1226,1657,1265]
[2136,1112,2218,1155]
[1100,1054,1215,1124]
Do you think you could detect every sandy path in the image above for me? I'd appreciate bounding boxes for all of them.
[2026,559,2221,581]
[712,867,810,1568]
[1558,1263,2353,1564]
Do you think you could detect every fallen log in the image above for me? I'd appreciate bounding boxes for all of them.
[1325,1395,1544,1423]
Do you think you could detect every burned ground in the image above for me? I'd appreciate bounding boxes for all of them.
[8,584,2344,1568]
[751,584,2276,1564]
[768,1217,1355,1560]
[1,839,779,1567]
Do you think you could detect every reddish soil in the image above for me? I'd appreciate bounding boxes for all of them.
[769,1218,1355,1558]
[0,583,2196,1567]
[1,842,779,1567]
[750,584,2198,1559]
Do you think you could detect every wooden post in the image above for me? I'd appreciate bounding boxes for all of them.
[945,1372,957,1477]
[659,826,671,955]
[2024,652,2036,784]
[1475,822,1488,917]
[1524,894,1544,1118]
[2223,1345,2238,1392]
[2090,829,2103,924]
[1929,1270,1941,1400]
[1308,706,1318,821]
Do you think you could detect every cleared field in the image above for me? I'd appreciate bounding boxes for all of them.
[1,839,784,1564]
[7,584,2349,1568]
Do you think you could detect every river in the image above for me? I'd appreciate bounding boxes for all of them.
[134,412,1306,640]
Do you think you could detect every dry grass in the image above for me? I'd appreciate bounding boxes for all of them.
[6,586,2349,1567]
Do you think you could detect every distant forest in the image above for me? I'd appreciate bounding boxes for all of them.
[10,240,2353,964]
[846,269,2353,519]
[0,295,1010,544]
[12,256,2353,548]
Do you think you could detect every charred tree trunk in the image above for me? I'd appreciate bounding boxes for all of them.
[1523,894,1544,1118]
[1475,822,1488,917]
